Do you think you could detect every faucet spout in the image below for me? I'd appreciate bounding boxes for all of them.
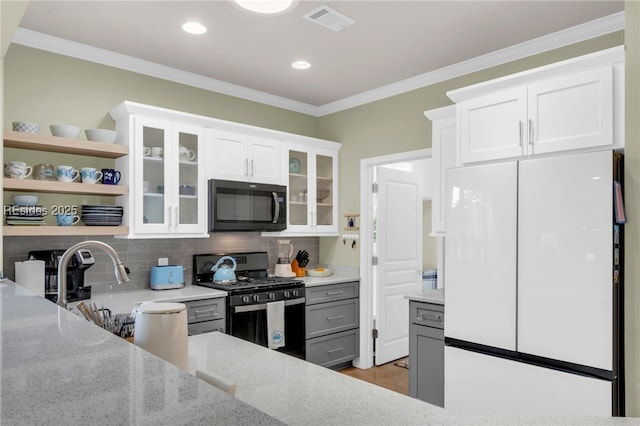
[56,240,130,309]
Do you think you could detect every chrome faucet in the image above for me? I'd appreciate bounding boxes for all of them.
[56,240,130,309]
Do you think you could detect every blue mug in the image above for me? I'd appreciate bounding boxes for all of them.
[56,214,79,226]
[101,168,121,185]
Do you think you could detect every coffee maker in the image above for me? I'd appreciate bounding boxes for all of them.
[28,249,95,303]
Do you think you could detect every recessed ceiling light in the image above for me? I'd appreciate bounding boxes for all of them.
[291,60,311,70]
[232,0,298,15]
[182,22,207,35]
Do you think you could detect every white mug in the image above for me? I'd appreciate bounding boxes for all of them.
[57,165,80,182]
[143,146,151,156]
[4,161,32,179]
[151,147,163,158]
[81,167,103,184]
[179,146,196,161]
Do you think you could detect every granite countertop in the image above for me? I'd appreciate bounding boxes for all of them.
[3,280,637,425]
[405,288,444,305]
[69,285,227,314]
[299,265,359,287]
[189,332,636,426]
[0,280,279,425]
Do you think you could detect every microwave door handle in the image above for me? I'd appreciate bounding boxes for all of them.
[272,191,280,223]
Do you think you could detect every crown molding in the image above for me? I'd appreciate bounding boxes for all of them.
[11,27,319,116]
[12,11,623,118]
[317,11,624,116]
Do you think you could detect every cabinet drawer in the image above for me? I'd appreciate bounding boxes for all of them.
[306,299,358,339]
[305,281,359,305]
[410,302,444,329]
[306,329,359,368]
[188,319,225,336]
[184,298,225,324]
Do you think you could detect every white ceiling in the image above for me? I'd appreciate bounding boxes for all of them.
[14,1,624,115]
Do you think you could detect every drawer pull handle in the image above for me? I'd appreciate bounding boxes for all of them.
[326,291,343,296]
[327,315,344,321]
[418,313,442,321]
[194,309,215,316]
[327,347,344,354]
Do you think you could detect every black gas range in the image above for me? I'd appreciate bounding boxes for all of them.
[192,252,304,302]
[193,252,306,357]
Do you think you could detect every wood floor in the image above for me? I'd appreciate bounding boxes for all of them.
[339,358,409,395]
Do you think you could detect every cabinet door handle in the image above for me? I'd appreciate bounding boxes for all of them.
[528,119,534,146]
[244,158,249,176]
[194,308,215,316]
[327,315,344,321]
[250,159,254,176]
[326,290,343,296]
[174,206,179,229]
[327,347,344,354]
[518,121,524,146]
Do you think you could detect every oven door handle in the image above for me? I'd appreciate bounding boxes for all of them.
[233,297,305,313]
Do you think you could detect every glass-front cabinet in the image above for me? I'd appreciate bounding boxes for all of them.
[115,114,208,238]
[285,144,339,235]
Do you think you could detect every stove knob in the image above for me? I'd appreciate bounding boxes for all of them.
[242,295,250,304]
[292,290,299,297]
[283,290,291,298]
[252,295,260,302]
[268,292,276,300]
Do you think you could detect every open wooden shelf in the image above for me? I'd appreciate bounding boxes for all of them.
[4,178,128,195]
[4,130,128,158]
[3,226,129,237]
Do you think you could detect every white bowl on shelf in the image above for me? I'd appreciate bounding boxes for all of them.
[50,124,81,139]
[12,195,39,206]
[85,128,117,143]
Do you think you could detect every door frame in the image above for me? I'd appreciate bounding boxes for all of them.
[356,148,432,369]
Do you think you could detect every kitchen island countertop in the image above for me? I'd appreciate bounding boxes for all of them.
[189,331,637,425]
[0,279,279,425]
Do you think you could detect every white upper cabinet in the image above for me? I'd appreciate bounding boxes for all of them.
[270,142,340,236]
[425,105,456,236]
[112,113,208,239]
[449,47,624,164]
[208,130,281,184]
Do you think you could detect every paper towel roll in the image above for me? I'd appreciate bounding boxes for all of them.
[15,260,45,296]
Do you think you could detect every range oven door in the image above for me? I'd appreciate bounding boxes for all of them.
[228,298,305,358]
[208,179,287,232]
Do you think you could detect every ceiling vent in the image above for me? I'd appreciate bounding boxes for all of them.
[303,5,355,31]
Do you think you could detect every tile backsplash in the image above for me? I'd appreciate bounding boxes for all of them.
[4,233,319,294]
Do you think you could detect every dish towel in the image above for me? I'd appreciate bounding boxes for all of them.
[267,300,285,349]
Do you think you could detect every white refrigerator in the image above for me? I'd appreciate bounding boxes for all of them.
[444,150,624,416]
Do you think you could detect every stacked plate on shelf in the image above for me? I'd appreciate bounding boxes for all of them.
[81,205,123,226]
[5,205,46,226]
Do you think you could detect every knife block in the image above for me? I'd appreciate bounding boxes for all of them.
[291,259,306,277]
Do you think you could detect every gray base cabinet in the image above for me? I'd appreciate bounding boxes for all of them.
[305,281,359,369]
[409,300,444,407]
[183,297,226,335]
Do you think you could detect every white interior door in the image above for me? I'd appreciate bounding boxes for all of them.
[375,167,421,365]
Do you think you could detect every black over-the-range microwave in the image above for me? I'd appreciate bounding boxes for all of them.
[208,179,287,232]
